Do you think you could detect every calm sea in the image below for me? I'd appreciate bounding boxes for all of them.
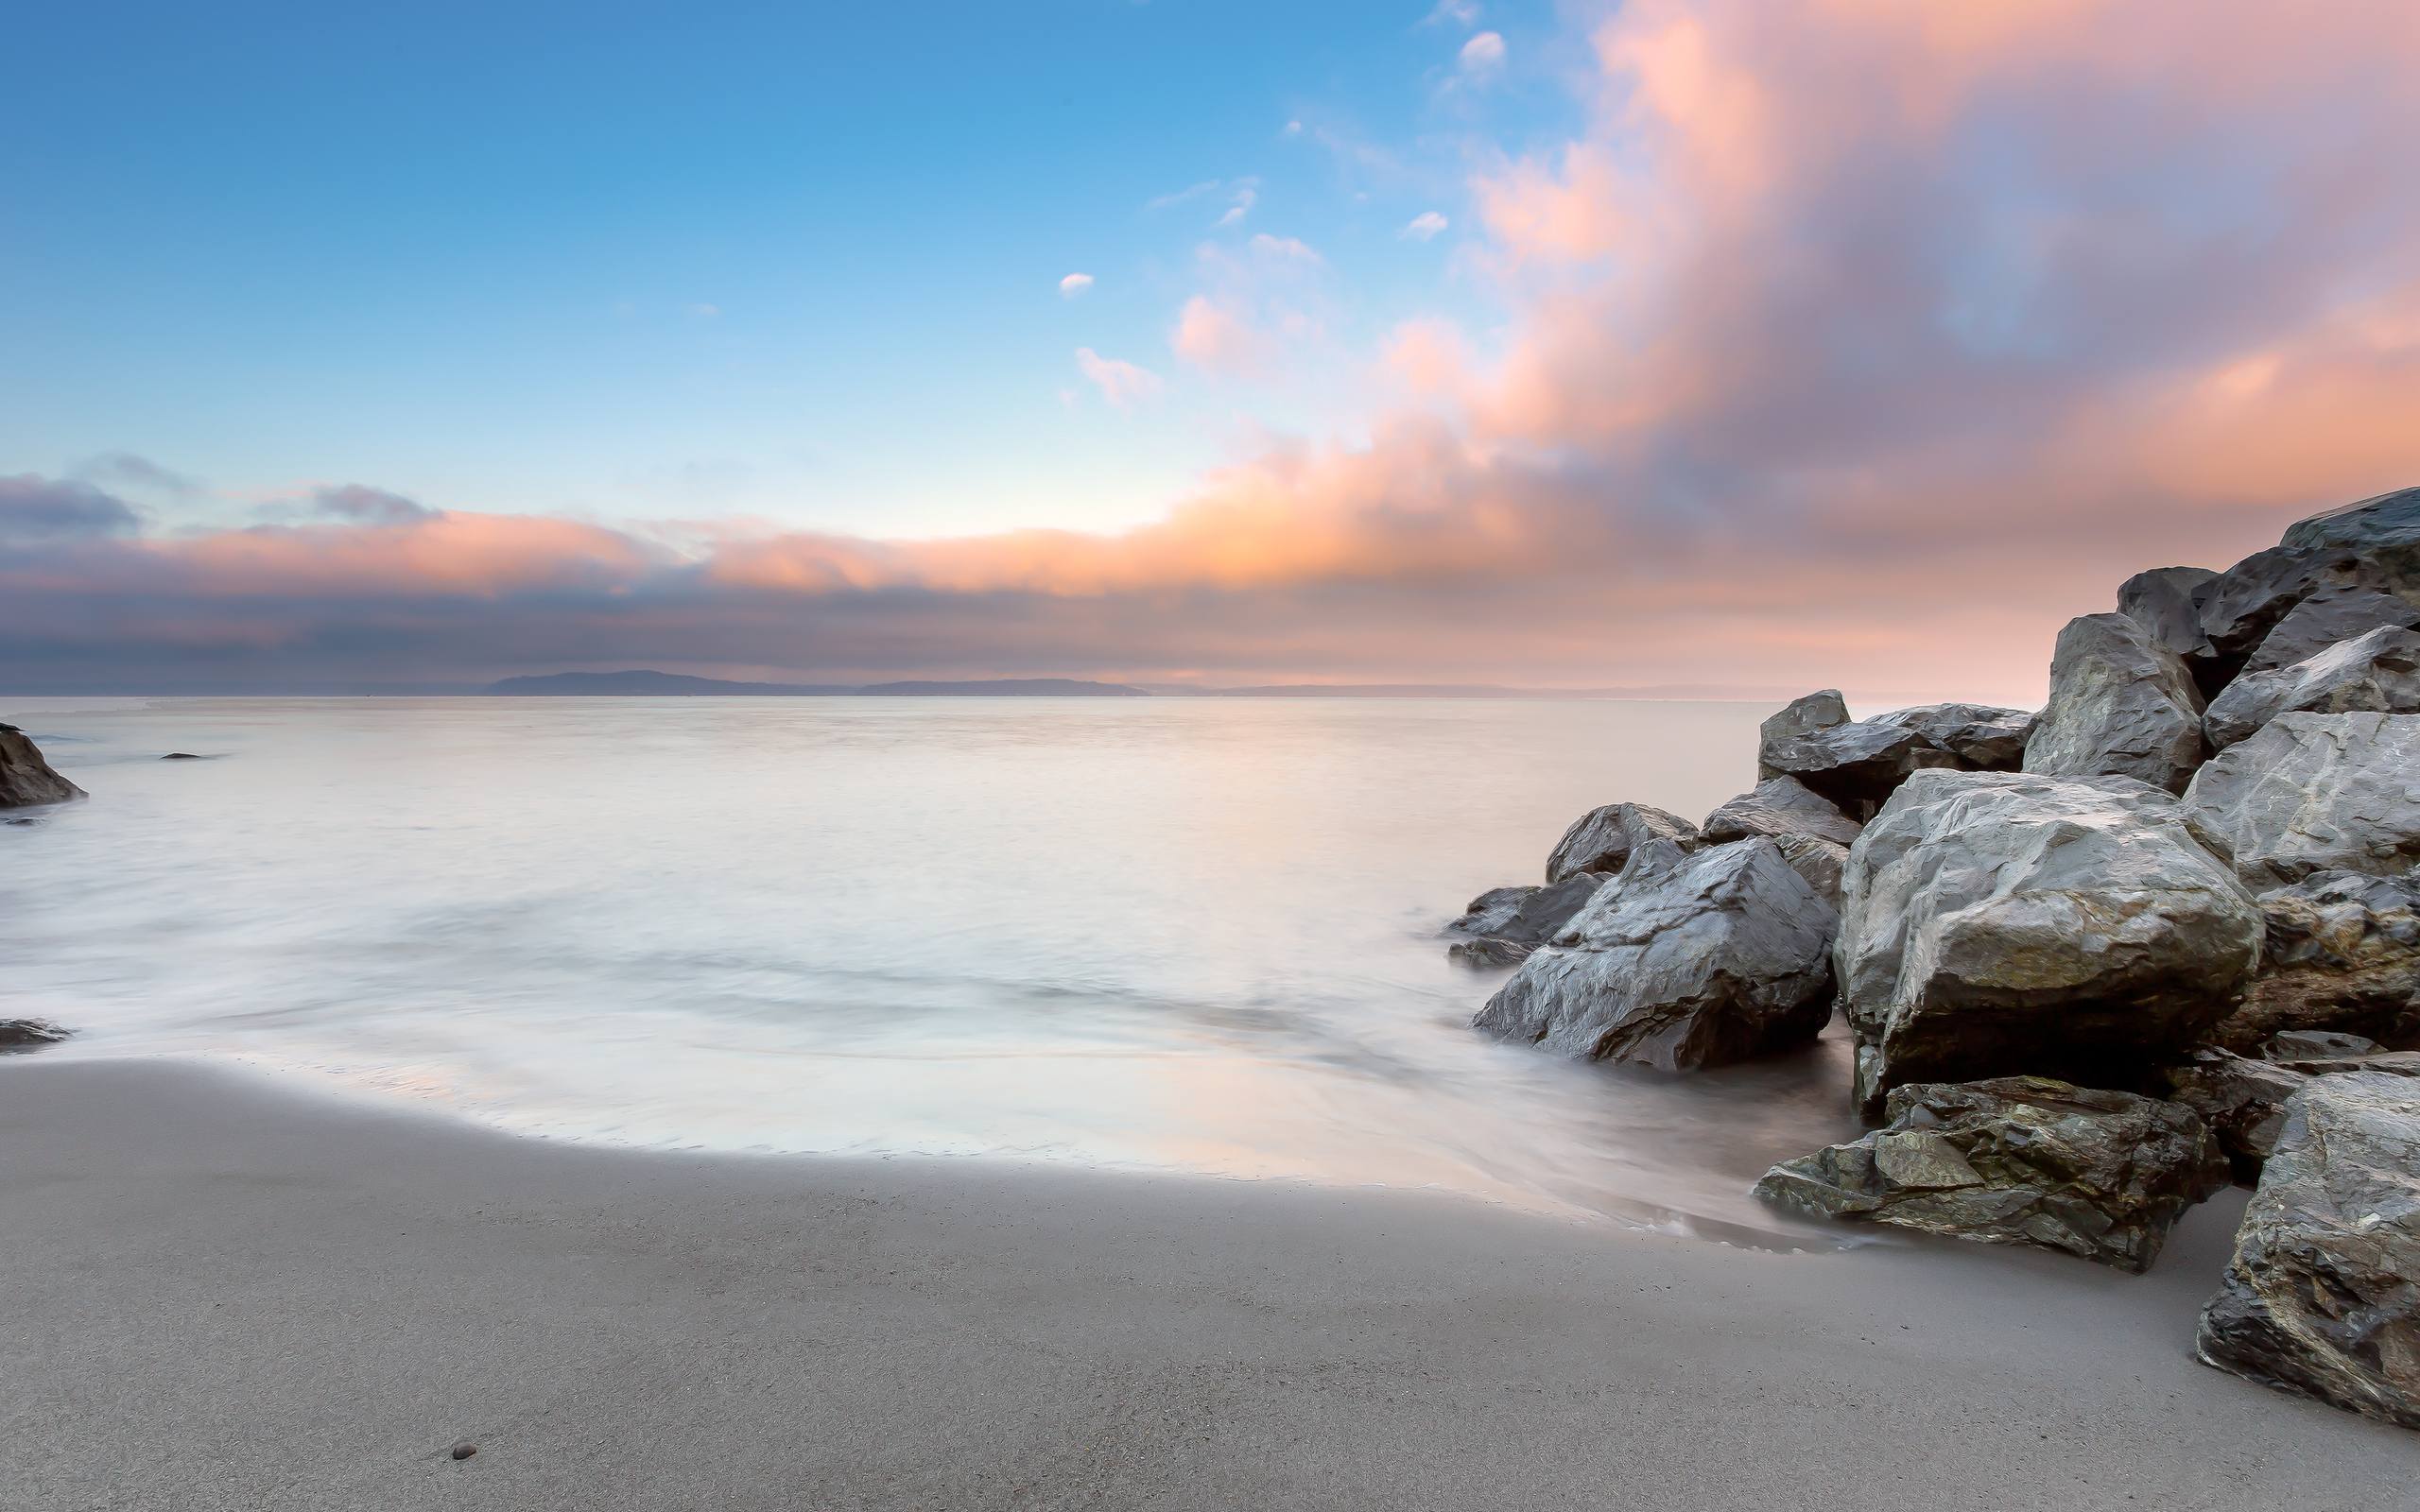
[2,696,1863,1241]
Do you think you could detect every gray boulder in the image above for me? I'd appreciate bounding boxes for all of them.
[1754,1076,2228,1272]
[1761,718,1961,814]
[2204,625,2420,749]
[1870,702,2037,770]
[1771,833,1850,909]
[2023,612,2206,793]
[1755,689,1850,781]
[2162,1050,2318,1182]
[1701,775,1862,847]
[1542,801,1700,885]
[1837,770,2261,1118]
[2216,869,2420,1051]
[1443,874,1607,970]
[2182,713,2420,888]
[2266,1028,2382,1060]
[2197,545,2391,665]
[2281,483,2420,553]
[0,723,84,809]
[2240,586,2419,677]
[0,1019,73,1051]
[2196,1071,2420,1429]
[2118,565,2219,660]
[1475,839,1836,1071]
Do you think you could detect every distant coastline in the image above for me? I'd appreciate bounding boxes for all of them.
[481,670,1811,699]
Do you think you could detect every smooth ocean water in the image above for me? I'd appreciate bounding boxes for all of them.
[1,697,1863,1241]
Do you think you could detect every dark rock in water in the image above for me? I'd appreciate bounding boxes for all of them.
[161,751,202,760]
[2117,565,2220,661]
[1446,885,1541,940]
[1870,702,2037,771]
[2196,1071,2420,1429]
[2183,713,2420,888]
[1701,775,1862,847]
[2280,483,2420,553]
[2023,612,2206,794]
[2215,870,2420,1051]
[1755,689,1850,781]
[2240,586,2420,678]
[2266,1029,2381,1060]
[1837,770,2261,1119]
[1542,801,1699,885]
[1443,873,1607,971]
[1475,839,1836,1071]
[0,1019,73,1053]
[1447,936,1537,970]
[1754,1076,2228,1272]
[2203,625,2420,749]
[0,724,86,810]
[1760,718,1958,814]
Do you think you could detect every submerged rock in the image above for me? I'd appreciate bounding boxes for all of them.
[2117,565,2219,661]
[1870,702,2037,770]
[2215,870,2420,1051]
[1542,802,1699,885]
[2239,586,2420,678]
[1701,775,1862,847]
[2203,626,2420,749]
[0,1019,72,1052]
[1475,839,1836,1071]
[0,724,85,810]
[1754,1076,2227,1272]
[2183,713,2420,888]
[2023,612,2206,794]
[1755,689,1850,781]
[2196,1071,2420,1429]
[1836,770,2260,1118]
[1443,874,1607,970]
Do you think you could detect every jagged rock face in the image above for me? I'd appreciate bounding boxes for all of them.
[2240,586,2420,677]
[2203,626,2420,749]
[1474,839,1837,1071]
[2023,612,2207,794]
[1837,770,2261,1118]
[1770,833,1850,909]
[1760,718,1962,814]
[2196,545,2393,665]
[1443,873,1607,970]
[2215,870,2420,1051]
[1870,703,2037,770]
[2183,713,2420,889]
[0,724,85,809]
[1542,802,1701,885]
[2196,1071,2420,1429]
[2281,484,2420,553]
[1755,689,1850,781]
[1701,775,1863,847]
[2162,1050,2315,1182]
[1754,1076,2228,1272]
[2118,565,2220,660]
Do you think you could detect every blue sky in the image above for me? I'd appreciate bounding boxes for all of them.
[4,0,1561,538]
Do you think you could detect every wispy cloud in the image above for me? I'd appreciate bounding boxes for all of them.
[1458,31,1506,78]
[1422,0,1480,28]
[1247,233,1322,266]
[1058,272,1095,298]
[1073,348,1163,409]
[1214,183,1258,228]
[1400,212,1449,242]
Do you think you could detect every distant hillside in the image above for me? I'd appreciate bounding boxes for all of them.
[487,671,1149,696]
[854,679,1148,696]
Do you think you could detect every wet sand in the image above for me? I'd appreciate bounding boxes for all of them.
[2,1057,2410,1510]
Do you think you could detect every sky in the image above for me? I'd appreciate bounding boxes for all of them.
[5,0,2417,700]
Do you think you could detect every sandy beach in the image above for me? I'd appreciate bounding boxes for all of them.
[2,1057,2410,1511]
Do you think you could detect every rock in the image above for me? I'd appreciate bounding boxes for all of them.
[1701,776,1862,847]
[1755,689,1850,781]
[0,723,85,809]
[2023,612,2207,794]
[2195,1071,2420,1429]
[161,751,202,761]
[1443,873,1608,970]
[2265,1028,2382,1059]
[2203,626,2420,749]
[1771,833,1850,908]
[1837,770,2262,1118]
[2118,565,2219,660]
[2182,713,2420,888]
[1475,839,1837,1070]
[2197,545,2392,665]
[1754,1076,2228,1272]
[2281,483,2420,553]
[2161,1050,2312,1182]
[2214,870,2420,1051]
[1870,702,2037,770]
[1760,719,1960,815]
[1542,802,1699,885]
[2240,586,2420,677]
[0,1019,72,1052]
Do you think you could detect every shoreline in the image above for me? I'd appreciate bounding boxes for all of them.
[4,1056,2410,1510]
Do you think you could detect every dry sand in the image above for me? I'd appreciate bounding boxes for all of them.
[2,1057,2411,1510]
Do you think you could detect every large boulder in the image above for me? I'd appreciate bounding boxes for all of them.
[1771,833,1850,909]
[2182,713,2420,889]
[2197,545,2394,666]
[2023,612,2206,793]
[2239,586,2419,678]
[2118,565,2219,660]
[1760,719,1960,815]
[2214,870,2420,1050]
[1754,1076,2228,1272]
[1701,775,1862,847]
[1870,702,2037,770]
[2161,1049,2320,1182]
[2195,1071,2420,1429]
[0,723,84,809]
[1755,689,1850,780]
[2203,625,2420,749]
[1443,874,1608,970]
[1837,770,2261,1118]
[1542,802,1700,885]
[1474,839,1836,1071]
[2281,483,2420,554]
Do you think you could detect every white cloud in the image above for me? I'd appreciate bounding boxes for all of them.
[1146,180,1220,211]
[1423,0,1480,28]
[1171,297,1273,376]
[1059,272,1095,298]
[1459,31,1506,77]
[1248,233,1322,266]
[1214,183,1258,228]
[1074,348,1162,410]
[1400,211,1449,242]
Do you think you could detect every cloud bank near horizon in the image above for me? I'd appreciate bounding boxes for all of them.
[7,0,2417,699]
